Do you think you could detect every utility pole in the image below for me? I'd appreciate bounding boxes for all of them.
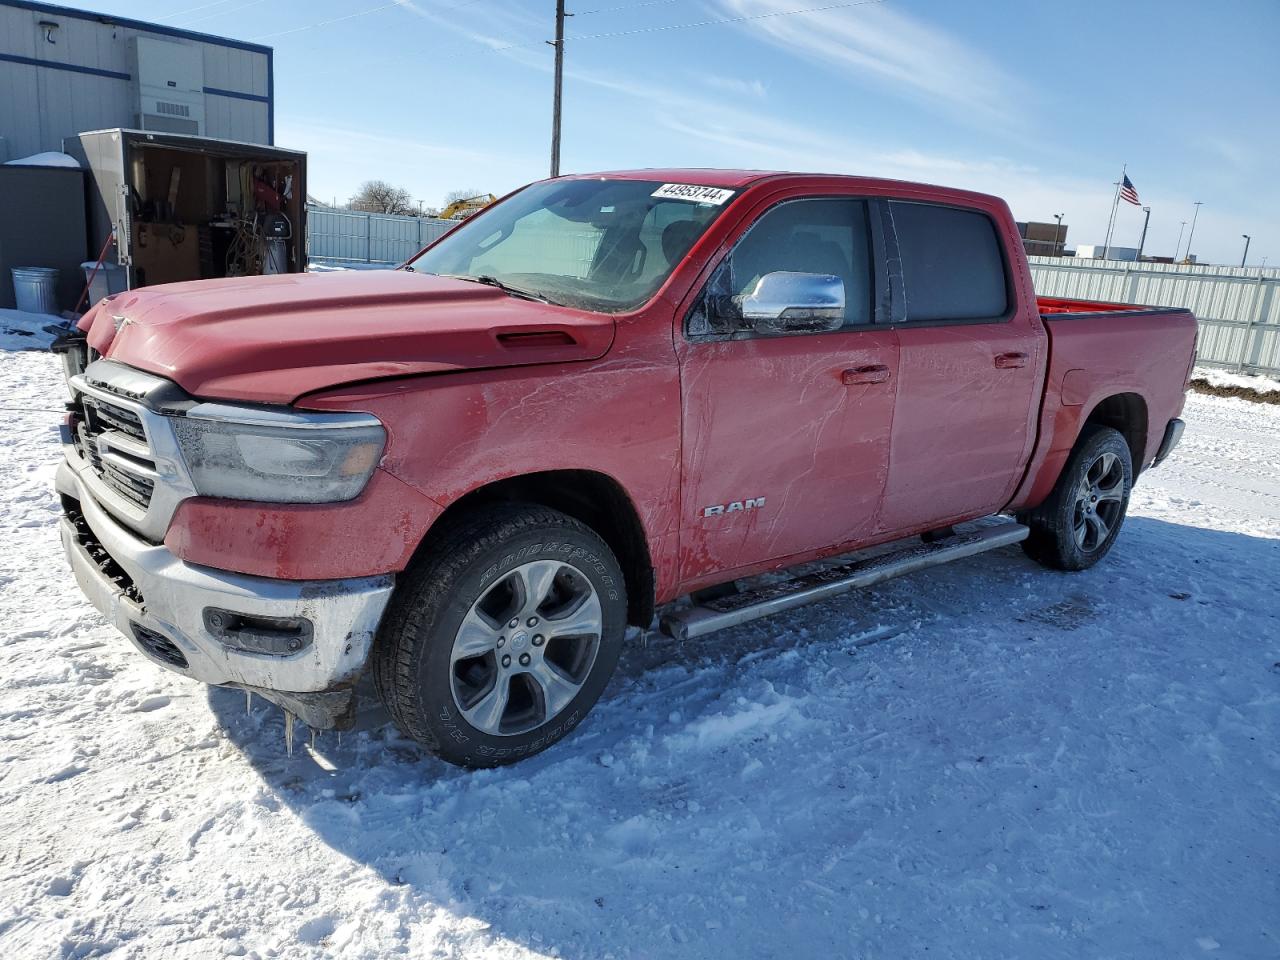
[1054,213,1065,257]
[1184,201,1203,263]
[1175,220,1187,261]
[1240,234,1251,268]
[1137,206,1151,261]
[548,0,567,178]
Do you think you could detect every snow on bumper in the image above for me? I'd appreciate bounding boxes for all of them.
[56,460,394,700]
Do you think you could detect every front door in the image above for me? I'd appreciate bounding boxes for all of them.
[676,197,899,586]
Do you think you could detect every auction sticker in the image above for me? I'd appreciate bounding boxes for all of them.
[652,183,736,205]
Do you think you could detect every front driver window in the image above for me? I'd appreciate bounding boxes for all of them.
[688,198,872,336]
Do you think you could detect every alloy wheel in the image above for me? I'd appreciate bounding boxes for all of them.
[449,559,603,736]
[1072,451,1126,552]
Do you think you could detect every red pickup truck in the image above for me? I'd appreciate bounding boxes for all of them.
[56,170,1196,767]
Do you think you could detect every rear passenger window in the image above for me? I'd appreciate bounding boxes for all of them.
[888,201,1008,322]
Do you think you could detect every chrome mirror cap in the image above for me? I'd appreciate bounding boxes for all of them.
[738,271,845,334]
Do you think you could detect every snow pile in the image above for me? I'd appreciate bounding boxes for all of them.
[0,350,1277,958]
[308,259,396,272]
[0,307,64,351]
[1192,365,1280,395]
[3,151,80,168]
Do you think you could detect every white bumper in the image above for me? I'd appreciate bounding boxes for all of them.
[57,461,394,696]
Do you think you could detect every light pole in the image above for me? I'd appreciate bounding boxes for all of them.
[1175,220,1187,261]
[1184,201,1203,263]
[1053,213,1065,256]
[1241,234,1251,268]
[1137,206,1151,261]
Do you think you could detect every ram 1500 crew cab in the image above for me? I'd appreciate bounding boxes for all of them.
[55,170,1197,766]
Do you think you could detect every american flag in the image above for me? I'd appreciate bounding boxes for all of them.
[1119,174,1140,206]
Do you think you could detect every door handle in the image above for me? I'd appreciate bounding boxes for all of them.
[994,352,1028,369]
[842,364,891,385]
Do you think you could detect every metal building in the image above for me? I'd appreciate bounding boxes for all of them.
[0,0,273,162]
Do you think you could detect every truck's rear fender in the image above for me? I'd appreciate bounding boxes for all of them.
[409,469,657,629]
[1008,308,1195,511]
[1082,392,1148,471]
[1010,384,1151,511]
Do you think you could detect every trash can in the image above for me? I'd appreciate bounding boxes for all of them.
[81,261,128,307]
[12,266,60,315]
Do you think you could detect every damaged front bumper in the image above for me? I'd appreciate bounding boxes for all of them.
[56,461,394,729]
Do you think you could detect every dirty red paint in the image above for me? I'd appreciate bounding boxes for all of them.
[86,170,1196,602]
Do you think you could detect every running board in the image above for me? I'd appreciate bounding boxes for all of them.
[659,521,1029,642]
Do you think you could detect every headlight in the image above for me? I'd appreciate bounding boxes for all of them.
[170,403,385,504]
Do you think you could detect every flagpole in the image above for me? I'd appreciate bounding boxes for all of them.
[1103,162,1125,261]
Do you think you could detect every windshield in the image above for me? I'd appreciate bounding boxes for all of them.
[407,179,736,313]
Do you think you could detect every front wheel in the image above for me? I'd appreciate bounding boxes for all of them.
[372,504,626,767]
[1019,425,1133,571]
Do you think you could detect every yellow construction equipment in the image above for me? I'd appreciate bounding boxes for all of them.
[439,194,497,220]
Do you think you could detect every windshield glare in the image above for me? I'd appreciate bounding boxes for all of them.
[408,179,734,312]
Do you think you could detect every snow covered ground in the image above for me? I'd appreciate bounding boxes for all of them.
[0,308,64,352]
[1,348,1277,960]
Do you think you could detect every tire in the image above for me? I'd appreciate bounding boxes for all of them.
[372,503,627,768]
[1019,425,1133,571]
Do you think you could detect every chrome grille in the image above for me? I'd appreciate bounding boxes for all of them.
[72,395,156,509]
[86,397,146,442]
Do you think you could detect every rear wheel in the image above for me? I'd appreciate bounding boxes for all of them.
[1019,425,1133,571]
[373,504,626,767]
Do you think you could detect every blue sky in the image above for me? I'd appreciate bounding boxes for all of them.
[100,0,1277,265]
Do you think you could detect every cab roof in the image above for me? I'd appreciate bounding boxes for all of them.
[558,169,1004,208]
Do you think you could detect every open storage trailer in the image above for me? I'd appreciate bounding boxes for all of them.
[68,128,306,290]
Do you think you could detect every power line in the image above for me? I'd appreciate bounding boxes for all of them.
[251,1,402,41]
[472,0,886,54]
[183,0,269,27]
[563,0,887,42]
[251,0,489,42]
[574,0,685,16]
[154,0,242,21]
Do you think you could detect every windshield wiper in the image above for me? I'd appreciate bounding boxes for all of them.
[444,274,554,305]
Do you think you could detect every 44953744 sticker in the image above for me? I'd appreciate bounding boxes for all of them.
[651,184,736,205]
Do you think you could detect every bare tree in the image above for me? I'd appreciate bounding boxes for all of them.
[443,188,483,206]
[349,180,415,216]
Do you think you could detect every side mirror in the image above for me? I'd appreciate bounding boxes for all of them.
[737,271,845,335]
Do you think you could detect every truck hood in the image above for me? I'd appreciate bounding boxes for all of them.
[81,269,616,404]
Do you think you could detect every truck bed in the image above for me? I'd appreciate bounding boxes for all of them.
[1037,295,1191,319]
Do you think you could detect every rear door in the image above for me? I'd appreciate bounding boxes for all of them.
[675,195,899,585]
[876,199,1044,533]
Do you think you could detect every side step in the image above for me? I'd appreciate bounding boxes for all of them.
[659,521,1029,641]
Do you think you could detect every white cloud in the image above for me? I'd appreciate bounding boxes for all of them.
[391,0,542,52]
[715,0,1025,128]
[701,74,768,99]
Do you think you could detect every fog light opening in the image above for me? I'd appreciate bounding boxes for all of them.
[203,608,314,656]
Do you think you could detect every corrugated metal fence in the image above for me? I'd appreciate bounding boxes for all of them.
[306,204,454,264]
[1028,256,1280,376]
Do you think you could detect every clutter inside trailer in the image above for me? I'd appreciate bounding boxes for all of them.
[69,129,307,290]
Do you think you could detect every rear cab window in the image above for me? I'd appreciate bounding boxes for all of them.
[885,201,1009,323]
